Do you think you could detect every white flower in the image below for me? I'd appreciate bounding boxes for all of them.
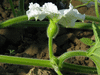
[58,3,85,27]
[26,2,43,20]
[42,2,61,20]
[26,2,85,27]
[42,2,59,15]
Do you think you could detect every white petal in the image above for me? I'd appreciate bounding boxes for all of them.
[58,16,77,27]
[58,3,85,27]
[69,3,73,10]
[26,9,41,20]
[73,9,85,20]
[26,2,44,20]
[42,2,59,15]
[64,3,73,15]
[59,9,68,15]
[38,14,47,21]
[26,2,85,26]
[26,2,61,21]
[29,2,40,9]
[41,2,61,20]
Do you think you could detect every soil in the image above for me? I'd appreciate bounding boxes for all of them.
[0,0,98,75]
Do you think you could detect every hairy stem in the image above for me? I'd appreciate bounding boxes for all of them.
[58,50,87,69]
[95,0,99,18]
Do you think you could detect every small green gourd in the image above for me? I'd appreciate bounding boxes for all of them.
[47,19,59,38]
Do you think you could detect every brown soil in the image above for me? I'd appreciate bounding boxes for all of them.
[0,0,98,75]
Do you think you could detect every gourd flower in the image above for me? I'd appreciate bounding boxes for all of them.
[26,2,85,27]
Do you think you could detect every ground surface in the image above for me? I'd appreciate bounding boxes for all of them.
[0,0,98,75]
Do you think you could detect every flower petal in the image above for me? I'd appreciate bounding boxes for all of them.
[26,2,43,20]
[26,2,85,27]
[42,2,59,15]
[42,2,61,20]
[58,3,85,27]
[29,2,40,9]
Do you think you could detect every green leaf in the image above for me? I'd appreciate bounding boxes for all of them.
[92,47,100,57]
[87,22,100,56]
[80,38,95,46]
[87,22,100,75]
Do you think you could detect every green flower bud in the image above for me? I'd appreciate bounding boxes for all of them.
[47,19,59,38]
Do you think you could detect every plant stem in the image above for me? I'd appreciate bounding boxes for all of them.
[57,71,62,75]
[0,55,97,74]
[85,15,100,22]
[18,0,25,15]
[95,0,99,18]
[58,50,87,69]
[89,55,100,75]
[62,62,97,74]
[73,22,92,29]
[0,55,52,68]
[9,21,94,29]
[9,0,17,17]
[0,15,29,28]
[74,1,91,9]
[49,37,54,59]
[0,15,100,28]
[1,20,92,29]
[10,21,49,28]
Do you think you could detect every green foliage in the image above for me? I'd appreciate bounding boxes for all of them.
[80,38,95,46]
[9,50,16,55]
[5,50,16,55]
[1,0,100,75]
[87,22,100,75]
[9,0,25,17]
[90,53,100,75]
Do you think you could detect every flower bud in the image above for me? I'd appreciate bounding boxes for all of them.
[47,19,59,38]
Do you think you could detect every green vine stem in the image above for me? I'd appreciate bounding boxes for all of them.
[10,21,49,28]
[9,0,17,17]
[47,19,58,59]
[0,15,33,28]
[0,15,28,28]
[85,15,100,22]
[58,50,87,69]
[95,0,99,18]
[47,19,62,75]
[9,21,97,29]
[0,55,97,74]
[74,1,91,9]
[0,15,100,28]
[62,62,97,74]
[48,37,54,59]
[0,55,52,67]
